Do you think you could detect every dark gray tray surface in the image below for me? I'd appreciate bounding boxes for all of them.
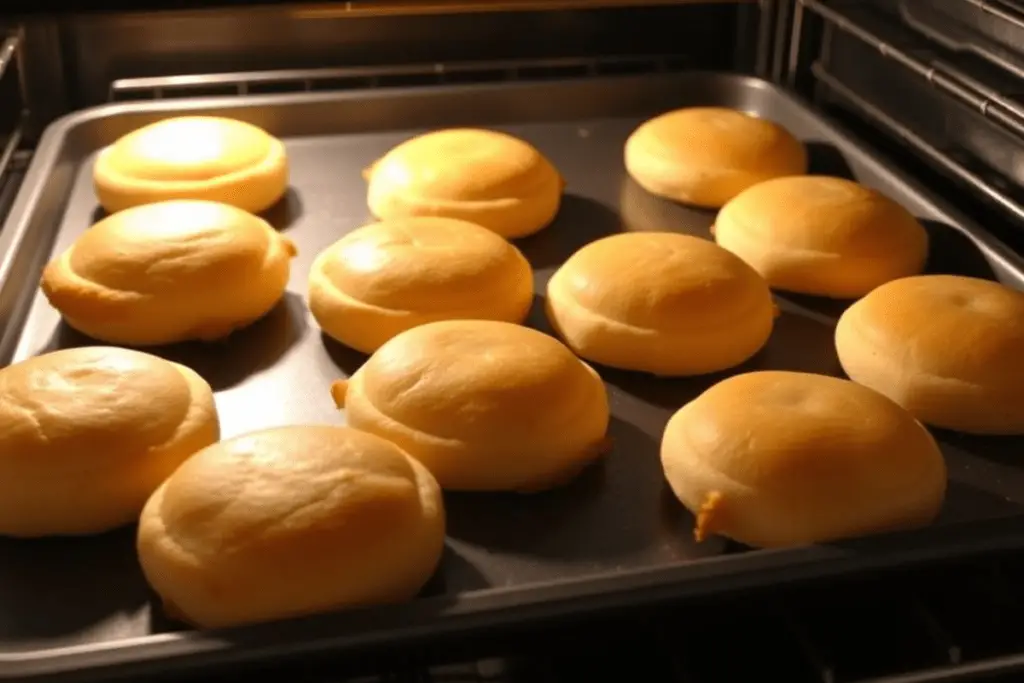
[0,72,1023,678]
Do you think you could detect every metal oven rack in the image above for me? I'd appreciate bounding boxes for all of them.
[4,1,1024,682]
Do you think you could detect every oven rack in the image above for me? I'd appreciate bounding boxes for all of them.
[105,54,693,101]
[899,0,1024,82]
[789,0,1024,230]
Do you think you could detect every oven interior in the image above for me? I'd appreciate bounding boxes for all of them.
[4,1,1024,682]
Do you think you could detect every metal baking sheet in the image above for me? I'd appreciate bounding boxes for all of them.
[2,71,1024,681]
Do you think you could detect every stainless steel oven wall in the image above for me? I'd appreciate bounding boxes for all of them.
[15,1,759,137]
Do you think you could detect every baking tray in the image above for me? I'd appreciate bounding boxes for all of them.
[3,71,1024,682]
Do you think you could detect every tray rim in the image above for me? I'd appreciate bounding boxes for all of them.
[2,70,1024,680]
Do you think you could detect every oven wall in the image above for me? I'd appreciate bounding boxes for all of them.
[18,1,757,131]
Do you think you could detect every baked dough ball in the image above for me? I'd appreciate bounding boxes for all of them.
[332,320,610,492]
[546,232,776,377]
[137,425,444,629]
[365,128,563,239]
[625,107,806,208]
[714,176,929,298]
[661,371,947,548]
[0,346,218,538]
[308,216,533,353]
[41,199,297,346]
[836,275,1024,434]
[93,116,288,214]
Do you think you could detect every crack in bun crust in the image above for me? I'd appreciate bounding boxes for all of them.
[40,199,297,346]
[625,107,807,208]
[136,425,445,629]
[365,128,564,239]
[339,320,610,492]
[714,176,929,298]
[546,232,776,377]
[836,274,1024,434]
[93,116,289,214]
[308,216,533,353]
[660,370,947,548]
[0,346,219,537]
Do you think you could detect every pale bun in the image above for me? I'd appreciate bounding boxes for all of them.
[365,128,564,239]
[137,425,445,629]
[308,216,533,353]
[546,232,776,376]
[41,200,297,346]
[333,320,610,492]
[93,116,288,215]
[0,346,218,537]
[836,275,1024,434]
[661,371,947,548]
[714,176,928,298]
[625,107,806,208]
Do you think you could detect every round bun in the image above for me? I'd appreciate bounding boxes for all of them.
[661,371,947,548]
[333,320,610,492]
[41,200,297,346]
[308,217,534,353]
[137,425,445,629]
[714,176,929,298]
[546,232,776,377]
[365,128,563,239]
[836,275,1024,434]
[625,107,806,208]
[0,346,218,538]
[93,116,288,215]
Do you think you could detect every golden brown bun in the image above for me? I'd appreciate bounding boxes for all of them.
[308,216,534,353]
[661,371,947,548]
[714,176,929,298]
[0,346,218,538]
[365,128,564,239]
[93,116,289,214]
[137,425,445,629]
[333,320,610,492]
[625,107,807,208]
[836,275,1024,434]
[546,232,776,377]
[41,200,297,346]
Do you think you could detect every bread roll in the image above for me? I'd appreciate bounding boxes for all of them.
[661,371,947,548]
[836,275,1024,434]
[714,176,929,298]
[41,199,297,346]
[545,232,776,377]
[0,346,218,538]
[93,116,288,214]
[308,216,533,353]
[365,128,563,239]
[332,320,610,492]
[137,425,444,629]
[625,107,806,208]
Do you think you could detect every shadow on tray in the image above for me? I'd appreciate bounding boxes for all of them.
[514,194,623,269]
[806,141,855,179]
[87,186,304,231]
[320,333,370,377]
[445,416,726,562]
[922,219,999,280]
[42,292,307,391]
[0,527,156,642]
[617,176,717,237]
